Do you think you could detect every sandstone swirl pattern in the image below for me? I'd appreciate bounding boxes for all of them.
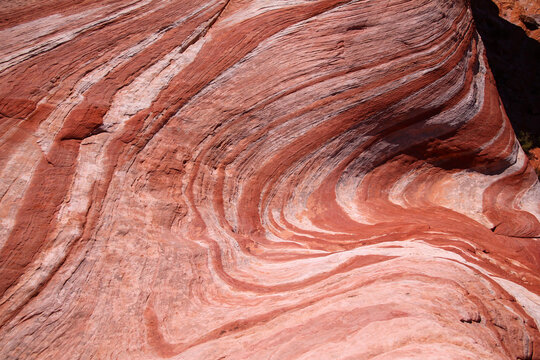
[0,0,539,359]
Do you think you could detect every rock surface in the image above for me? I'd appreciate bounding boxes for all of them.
[0,0,539,359]
[472,0,540,171]
[491,0,540,39]
[529,148,540,177]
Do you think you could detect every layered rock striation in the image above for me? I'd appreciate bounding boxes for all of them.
[472,0,540,174]
[0,0,539,359]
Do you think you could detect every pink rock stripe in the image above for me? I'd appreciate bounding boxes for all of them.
[0,0,539,359]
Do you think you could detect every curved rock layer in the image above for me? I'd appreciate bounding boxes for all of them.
[0,0,539,359]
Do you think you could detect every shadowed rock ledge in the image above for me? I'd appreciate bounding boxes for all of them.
[472,0,540,167]
[0,0,539,359]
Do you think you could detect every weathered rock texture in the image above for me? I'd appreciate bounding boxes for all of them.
[491,0,540,40]
[471,0,540,163]
[0,0,539,359]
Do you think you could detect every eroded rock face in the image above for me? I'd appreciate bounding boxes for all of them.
[0,0,539,359]
[471,0,540,174]
[491,0,540,39]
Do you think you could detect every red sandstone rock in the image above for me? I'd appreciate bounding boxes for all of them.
[529,148,540,176]
[492,0,540,40]
[0,0,539,359]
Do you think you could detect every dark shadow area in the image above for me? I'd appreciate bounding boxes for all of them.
[471,0,540,152]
